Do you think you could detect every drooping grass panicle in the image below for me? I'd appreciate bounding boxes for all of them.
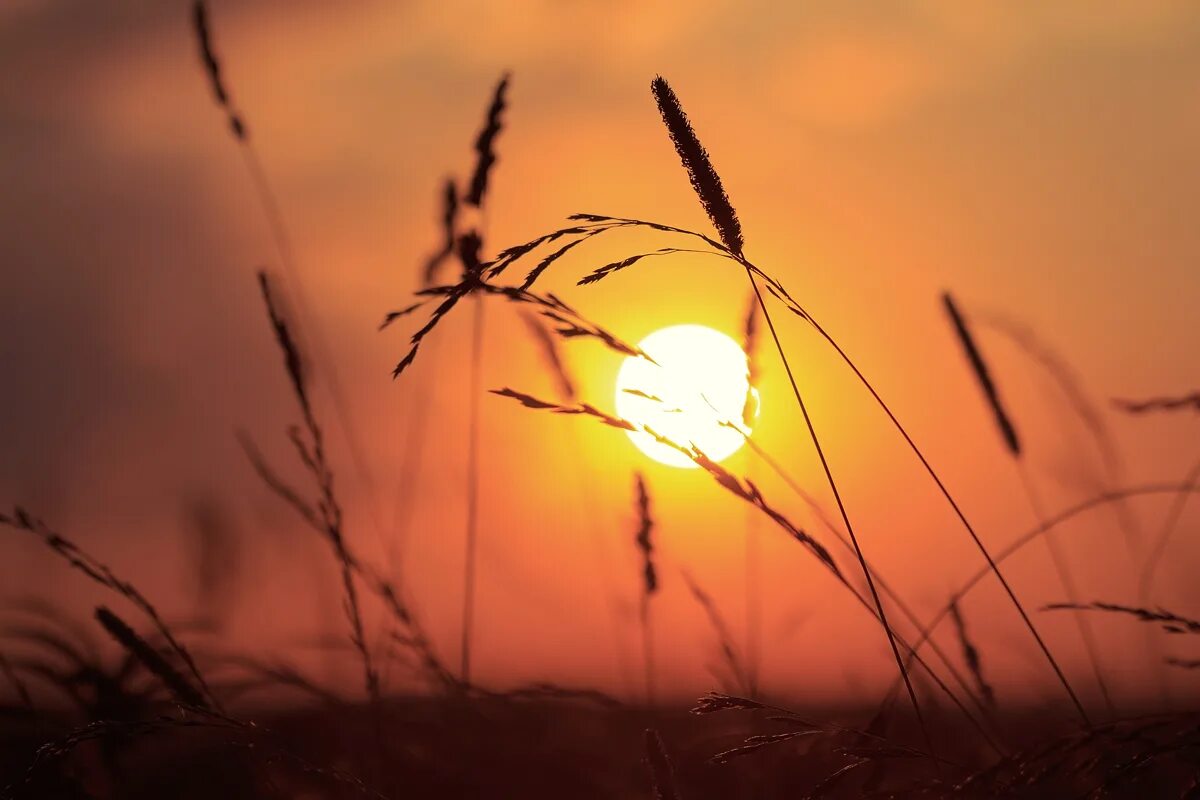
[480,212,744,293]
[0,508,220,710]
[491,387,635,430]
[192,1,246,141]
[488,389,1013,730]
[1114,392,1200,414]
[519,227,609,289]
[708,731,819,766]
[889,482,1200,715]
[691,691,765,714]
[1044,601,1200,635]
[577,247,723,287]
[464,73,509,208]
[650,76,743,256]
[94,606,207,708]
[733,429,999,725]
[692,692,946,771]
[943,293,1021,457]
[948,600,996,710]
[390,287,470,377]
[386,280,653,377]
[484,223,598,281]
[489,389,848,580]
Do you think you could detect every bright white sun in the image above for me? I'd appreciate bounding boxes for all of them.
[615,324,758,468]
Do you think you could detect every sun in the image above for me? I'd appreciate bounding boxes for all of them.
[614,324,758,468]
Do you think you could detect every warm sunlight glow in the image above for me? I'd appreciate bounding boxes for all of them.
[614,324,758,468]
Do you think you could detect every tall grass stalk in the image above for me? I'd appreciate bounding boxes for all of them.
[455,73,509,683]
[1017,466,1115,716]
[741,294,763,696]
[893,483,1200,682]
[191,1,385,547]
[634,473,659,705]
[738,434,995,722]
[461,294,486,682]
[491,388,1004,754]
[944,292,1103,720]
[648,75,933,756]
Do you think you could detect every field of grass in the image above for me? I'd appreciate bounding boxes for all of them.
[3,3,1200,798]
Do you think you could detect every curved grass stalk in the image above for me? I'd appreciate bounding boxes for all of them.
[741,269,935,753]
[499,209,1089,724]
[799,305,1092,722]
[736,433,996,723]
[490,387,1004,755]
[874,483,1200,715]
[643,74,932,758]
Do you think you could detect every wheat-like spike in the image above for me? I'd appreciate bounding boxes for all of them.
[94,606,207,708]
[943,292,1021,456]
[949,600,996,709]
[634,473,657,595]
[0,508,220,710]
[651,76,743,256]
[191,1,246,140]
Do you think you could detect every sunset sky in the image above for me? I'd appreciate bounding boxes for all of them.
[2,1,1199,711]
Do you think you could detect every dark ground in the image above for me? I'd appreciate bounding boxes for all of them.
[3,694,1197,799]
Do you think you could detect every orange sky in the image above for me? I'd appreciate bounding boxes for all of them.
[2,1,1199,713]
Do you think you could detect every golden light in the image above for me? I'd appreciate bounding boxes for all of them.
[614,324,758,468]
